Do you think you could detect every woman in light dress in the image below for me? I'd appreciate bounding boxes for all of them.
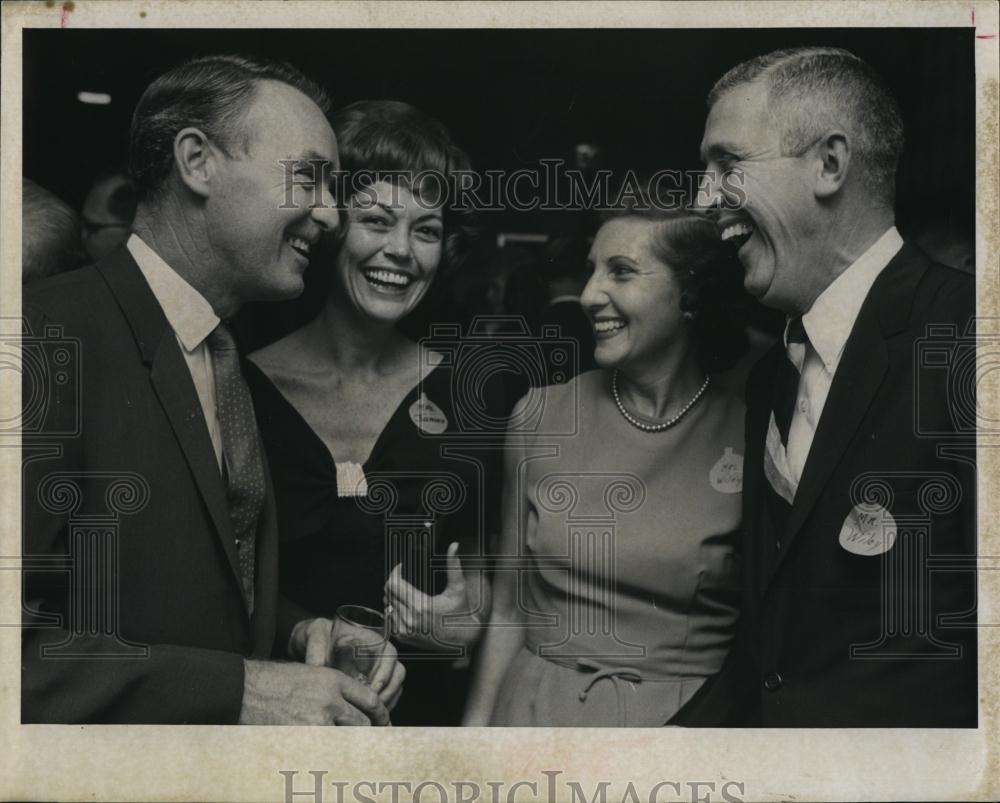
[465,203,749,726]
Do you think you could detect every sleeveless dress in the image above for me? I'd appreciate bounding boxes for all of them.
[245,360,505,725]
[490,369,744,726]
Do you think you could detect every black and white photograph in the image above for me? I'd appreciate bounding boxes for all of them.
[2,0,998,800]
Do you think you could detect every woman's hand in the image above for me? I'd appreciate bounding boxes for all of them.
[384,542,482,650]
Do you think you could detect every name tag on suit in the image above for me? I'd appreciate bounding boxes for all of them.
[838,504,897,555]
[764,412,897,556]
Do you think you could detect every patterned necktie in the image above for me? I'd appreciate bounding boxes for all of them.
[772,317,808,446]
[207,322,265,614]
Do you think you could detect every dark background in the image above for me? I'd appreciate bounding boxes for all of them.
[23,27,975,240]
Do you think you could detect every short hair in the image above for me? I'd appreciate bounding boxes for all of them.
[129,54,331,202]
[601,181,750,373]
[330,100,476,276]
[707,47,904,205]
[22,179,83,283]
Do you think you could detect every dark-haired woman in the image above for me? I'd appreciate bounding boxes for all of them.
[465,206,749,727]
[247,101,498,725]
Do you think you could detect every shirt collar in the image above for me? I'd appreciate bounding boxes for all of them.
[126,234,220,353]
[789,226,904,372]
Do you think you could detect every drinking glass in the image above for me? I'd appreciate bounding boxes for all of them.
[332,604,388,684]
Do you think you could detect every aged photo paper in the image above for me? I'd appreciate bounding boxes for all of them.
[1,1,998,801]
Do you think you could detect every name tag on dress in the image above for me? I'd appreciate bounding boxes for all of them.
[710,447,743,494]
[409,393,448,434]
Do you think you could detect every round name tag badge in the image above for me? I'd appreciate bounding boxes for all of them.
[409,393,448,434]
[838,503,897,556]
[710,447,743,494]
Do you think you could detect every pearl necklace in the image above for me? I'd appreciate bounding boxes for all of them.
[611,370,710,433]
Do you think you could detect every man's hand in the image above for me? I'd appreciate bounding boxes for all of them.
[384,542,481,650]
[288,617,405,711]
[238,659,391,725]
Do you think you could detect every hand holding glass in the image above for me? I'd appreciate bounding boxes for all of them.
[332,605,389,685]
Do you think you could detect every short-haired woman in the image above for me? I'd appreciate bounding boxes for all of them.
[247,101,497,725]
[465,204,749,726]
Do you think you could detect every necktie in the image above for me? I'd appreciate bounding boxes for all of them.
[772,317,808,446]
[207,322,265,614]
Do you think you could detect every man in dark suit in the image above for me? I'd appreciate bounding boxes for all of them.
[22,55,403,724]
[688,46,976,726]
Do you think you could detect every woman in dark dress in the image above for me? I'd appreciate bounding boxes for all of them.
[247,101,498,725]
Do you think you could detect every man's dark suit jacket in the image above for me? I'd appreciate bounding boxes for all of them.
[21,246,297,723]
[673,243,977,727]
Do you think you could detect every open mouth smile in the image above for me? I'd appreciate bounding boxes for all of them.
[593,317,626,338]
[362,267,415,292]
[285,234,313,260]
[719,220,755,251]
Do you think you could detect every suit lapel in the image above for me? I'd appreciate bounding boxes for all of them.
[149,342,241,572]
[96,248,244,599]
[765,245,927,586]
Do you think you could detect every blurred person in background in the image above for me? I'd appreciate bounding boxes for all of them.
[80,168,137,264]
[449,245,537,334]
[537,235,597,378]
[911,219,974,274]
[22,178,84,283]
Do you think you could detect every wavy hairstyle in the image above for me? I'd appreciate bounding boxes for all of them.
[330,100,477,278]
[600,182,750,373]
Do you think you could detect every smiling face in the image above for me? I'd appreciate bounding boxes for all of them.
[580,217,689,375]
[700,80,821,314]
[334,180,444,325]
[204,79,340,305]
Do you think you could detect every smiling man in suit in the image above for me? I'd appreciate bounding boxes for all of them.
[692,46,976,726]
[22,55,403,724]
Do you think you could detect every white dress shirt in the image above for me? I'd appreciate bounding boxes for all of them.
[784,226,904,485]
[126,234,224,470]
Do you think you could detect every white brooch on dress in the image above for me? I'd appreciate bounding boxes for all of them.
[336,461,368,498]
